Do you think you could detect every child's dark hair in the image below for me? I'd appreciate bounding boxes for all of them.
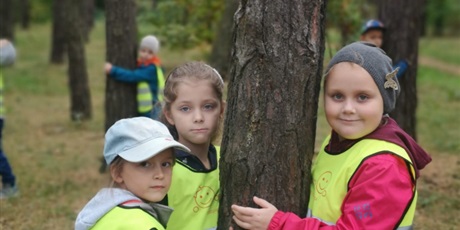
[160,61,225,142]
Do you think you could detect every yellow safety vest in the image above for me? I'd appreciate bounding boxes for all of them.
[0,73,4,118]
[166,148,220,230]
[137,65,165,114]
[91,205,165,230]
[308,137,417,229]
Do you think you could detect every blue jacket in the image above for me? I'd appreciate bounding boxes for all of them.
[110,62,160,101]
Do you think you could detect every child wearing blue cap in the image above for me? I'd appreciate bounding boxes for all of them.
[75,117,190,230]
[360,19,408,79]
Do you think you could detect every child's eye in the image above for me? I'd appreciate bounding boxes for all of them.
[139,161,151,168]
[162,161,173,167]
[358,95,369,101]
[332,94,343,100]
[179,106,191,112]
[203,104,215,110]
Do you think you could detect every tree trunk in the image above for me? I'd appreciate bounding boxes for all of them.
[104,0,138,131]
[0,0,14,40]
[19,0,30,29]
[378,0,422,139]
[80,0,95,42]
[208,0,239,81]
[64,0,92,121]
[50,0,68,64]
[218,0,326,228]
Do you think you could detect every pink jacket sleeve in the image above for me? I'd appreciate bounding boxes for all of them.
[269,154,414,230]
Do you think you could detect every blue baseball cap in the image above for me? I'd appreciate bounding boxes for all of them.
[360,19,386,35]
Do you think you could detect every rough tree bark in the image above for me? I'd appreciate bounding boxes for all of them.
[218,0,326,228]
[80,0,95,42]
[50,0,68,64]
[104,0,138,131]
[378,0,423,139]
[208,0,239,81]
[64,0,92,121]
[0,0,14,40]
[19,0,31,29]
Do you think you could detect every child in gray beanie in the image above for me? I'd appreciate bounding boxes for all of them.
[230,41,431,230]
[104,35,165,120]
[0,39,19,199]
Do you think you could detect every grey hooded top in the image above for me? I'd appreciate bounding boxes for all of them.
[75,188,173,230]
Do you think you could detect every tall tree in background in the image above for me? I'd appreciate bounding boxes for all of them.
[218,0,326,228]
[104,0,138,131]
[0,0,14,40]
[19,0,31,29]
[378,0,423,139]
[64,0,92,121]
[50,0,68,64]
[208,0,239,81]
[81,0,96,42]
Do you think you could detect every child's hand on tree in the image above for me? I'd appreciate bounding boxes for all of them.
[104,63,113,74]
[231,196,278,230]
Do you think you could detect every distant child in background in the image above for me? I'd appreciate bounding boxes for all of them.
[75,117,190,230]
[0,39,19,199]
[360,19,408,79]
[104,35,166,119]
[230,42,432,230]
[160,61,225,230]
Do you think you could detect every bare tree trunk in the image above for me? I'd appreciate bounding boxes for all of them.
[378,0,422,139]
[218,0,326,228]
[50,0,67,64]
[80,0,95,42]
[104,0,138,131]
[19,0,30,29]
[64,0,92,121]
[208,0,239,81]
[0,0,14,40]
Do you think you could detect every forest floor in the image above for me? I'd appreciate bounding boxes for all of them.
[419,56,460,75]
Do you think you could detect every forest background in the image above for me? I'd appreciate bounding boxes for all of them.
[0,0,459,229]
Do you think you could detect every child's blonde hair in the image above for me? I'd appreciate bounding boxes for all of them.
[161,61,225,142]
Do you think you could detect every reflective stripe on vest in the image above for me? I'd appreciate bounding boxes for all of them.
[91,205,165,230]
[157,67,165,103]
[308,137,417,229]
[166,149,220,230]
[137,81,153,113]
[0,73,4,117]
[137,66,165,114]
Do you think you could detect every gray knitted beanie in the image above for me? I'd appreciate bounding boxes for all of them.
[140,35,160,54]
[325,41,400,114]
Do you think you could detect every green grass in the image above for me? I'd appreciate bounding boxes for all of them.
[417,66,460,154]
[0,19,459,229]
[419,37,460,65]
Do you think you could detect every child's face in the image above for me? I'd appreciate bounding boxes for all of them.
[138,47,155,61]
[360,29,383,48]
[324,62,384,141]
[114,149,174,202]
[164,79,224,148]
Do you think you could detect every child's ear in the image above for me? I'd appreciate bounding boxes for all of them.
[164,110,175,126]
[220,101,227,117]
[110,164,123,184]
